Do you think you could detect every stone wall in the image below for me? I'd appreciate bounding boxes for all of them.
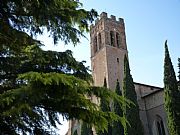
[135,83,169,135]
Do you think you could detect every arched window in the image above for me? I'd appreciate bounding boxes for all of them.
[94,36,97,53]
[116,32,121,48]
[110,31,115,47]
[98,33,102,49]
[156,115,166,135]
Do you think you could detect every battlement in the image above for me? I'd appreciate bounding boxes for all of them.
[100,12,124,23]
[90,12,124,28]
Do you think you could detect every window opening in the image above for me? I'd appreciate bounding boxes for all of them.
[117,58,119,63]
[116,32,120,48]
[110,31,115,47]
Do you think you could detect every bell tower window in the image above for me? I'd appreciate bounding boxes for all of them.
[110,31,115,47]
[116,32,120,48]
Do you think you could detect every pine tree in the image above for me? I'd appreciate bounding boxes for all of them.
[164,41,180,135]
[123,55,143,135]
[112,80,124,135]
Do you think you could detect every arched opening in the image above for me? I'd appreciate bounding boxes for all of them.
[156,115,166,135]
[116,32,121,48]
[110,31,115,47]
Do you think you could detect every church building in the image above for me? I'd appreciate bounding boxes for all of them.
[67,12,168,135]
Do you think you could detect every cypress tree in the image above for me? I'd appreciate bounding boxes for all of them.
[112,80,124,135]
[164,41,180,135]
[100,78,109,112]
[99,78,112,135]
[123,55,143,135]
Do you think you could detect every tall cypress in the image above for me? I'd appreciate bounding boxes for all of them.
[164,41,180,135]
[123,55,143,135]
[99,78,112,135]
[112,80,124,135]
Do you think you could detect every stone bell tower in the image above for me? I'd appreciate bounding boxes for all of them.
[90,12,128,90]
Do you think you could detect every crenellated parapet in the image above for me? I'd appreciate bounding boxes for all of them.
[90,12,125,29]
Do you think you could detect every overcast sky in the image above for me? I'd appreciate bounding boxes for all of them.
[38,1,180,134]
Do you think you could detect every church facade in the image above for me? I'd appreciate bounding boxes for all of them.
[67,12,169,135]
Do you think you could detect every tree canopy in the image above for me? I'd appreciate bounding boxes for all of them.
[0,0,98,45]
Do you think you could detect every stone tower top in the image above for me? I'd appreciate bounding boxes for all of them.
[90,12,125,29]
[90,12,127,57]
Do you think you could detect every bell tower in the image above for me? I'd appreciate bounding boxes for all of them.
[90,12,128,90]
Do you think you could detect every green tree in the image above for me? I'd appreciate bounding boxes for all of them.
[164,41,180,135]
[123,55,143,135]
[112,80,124,135]
[98,78,112,135]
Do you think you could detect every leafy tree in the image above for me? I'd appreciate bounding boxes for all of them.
[81,122,93,135]
[112,80,124,135]
[164,41,180,135]
[123,55,143,135]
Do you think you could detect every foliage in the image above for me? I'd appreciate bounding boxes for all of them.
[0,71,129,134]
[163,41,180,135]
[0,45,91,92]
[0,0,98,45]
[112,80,124,135]
[123,55,143,135]
[0,0,96,92]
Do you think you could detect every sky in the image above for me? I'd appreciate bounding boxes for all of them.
[38,0,180,134]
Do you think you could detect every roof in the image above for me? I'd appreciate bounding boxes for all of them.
[134,82,163,98]
[134,82,163,90]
